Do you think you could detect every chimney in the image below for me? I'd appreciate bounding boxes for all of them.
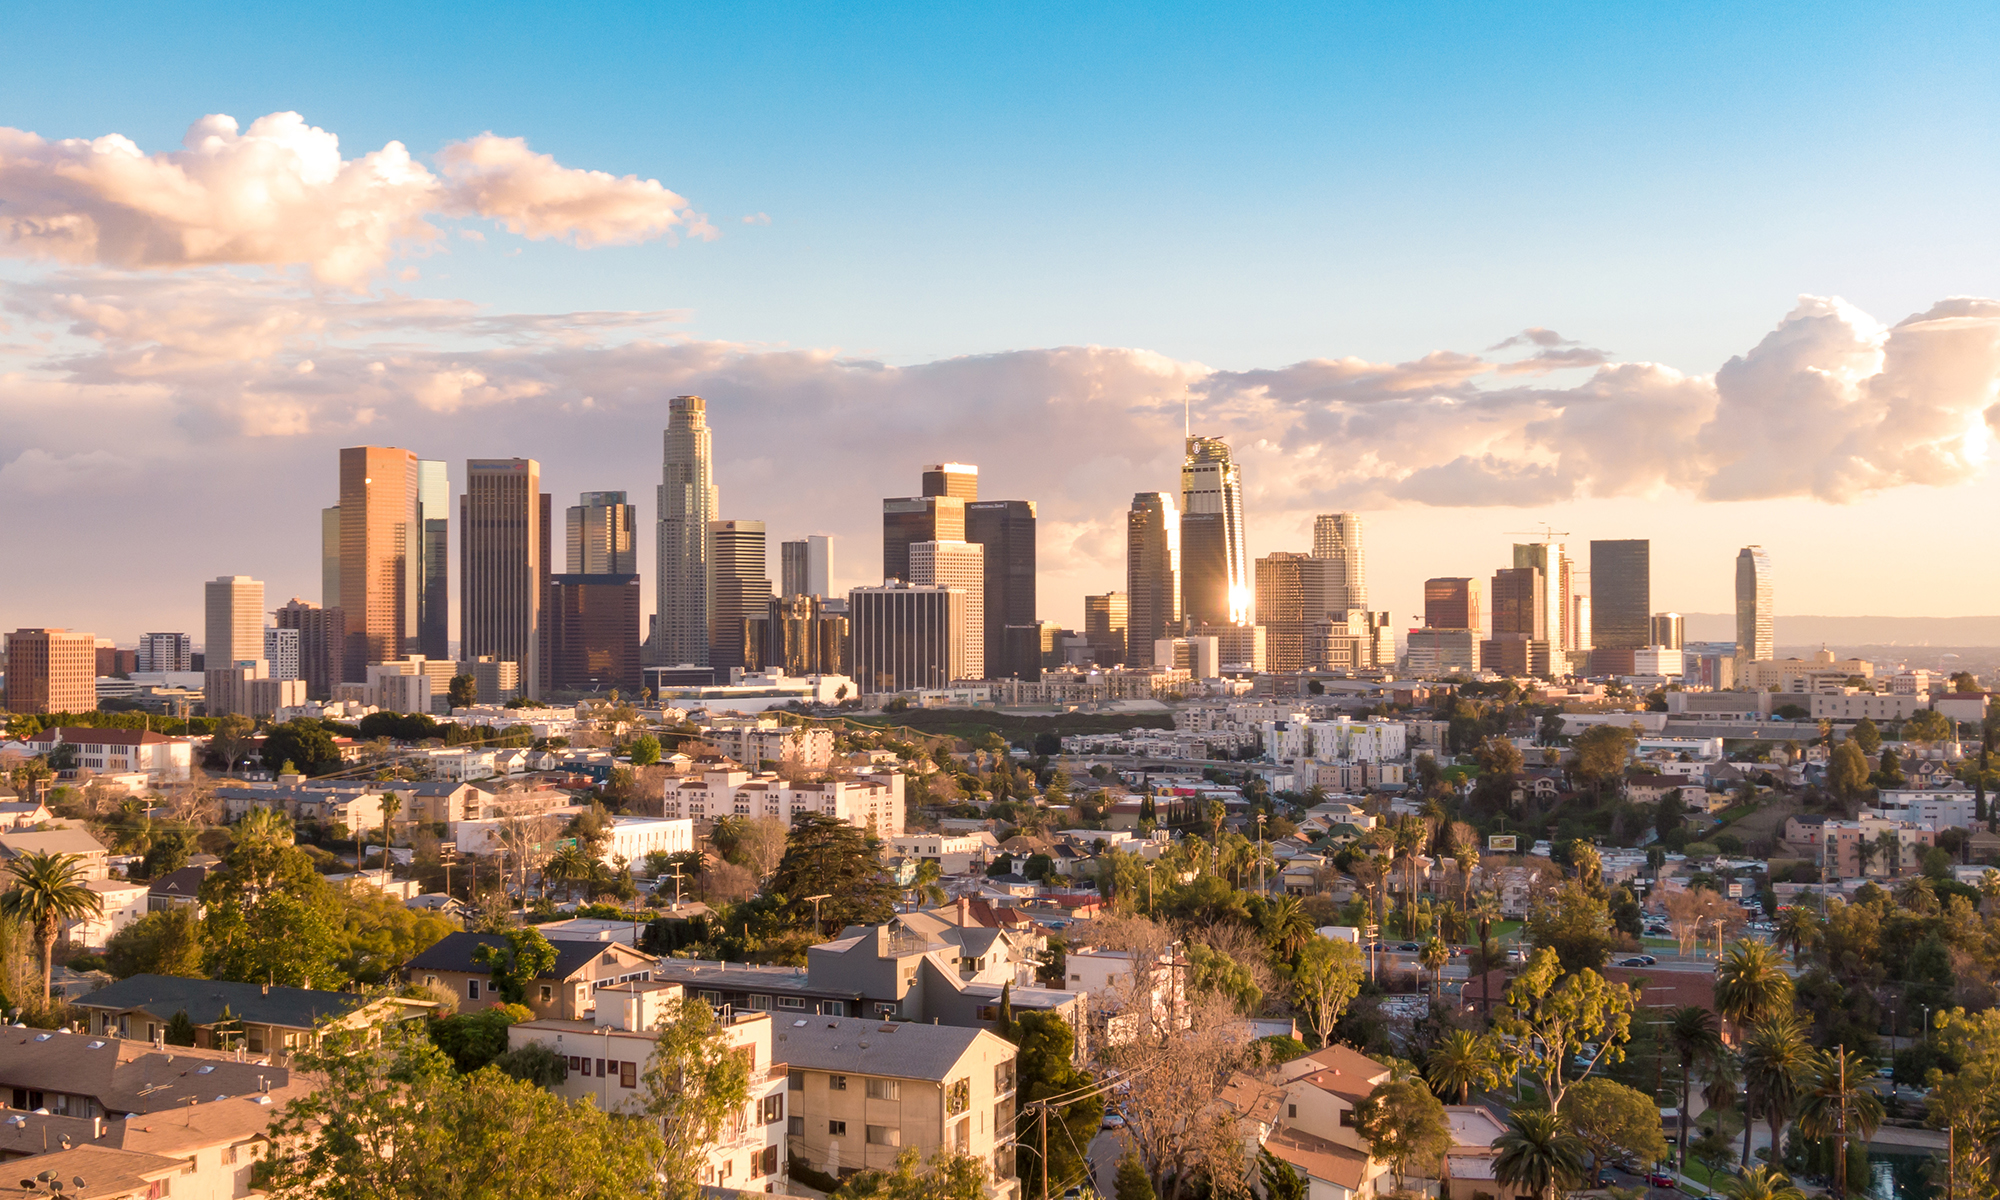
[91,1116,102,1139]
[261,983,270,995]
[957,896,969,925]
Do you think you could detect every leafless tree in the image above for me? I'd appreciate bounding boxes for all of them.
[1106,994,1255,1200]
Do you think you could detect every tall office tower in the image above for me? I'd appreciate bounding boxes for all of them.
[780,535,833,598]
[1254,552,1340,673]
[263,627,301,681]
[1650,612,1685,651]
[135,633,192,674]
[94,643,136,678]
[921,463,979,501]
[848,583,967,693]
[882,496,965,582]
[416,459,450,660]
[1557,552,1578,653]
[965,500,1036,677]
[908,540,985,678]
[1126,492,1181,668]
[1180,437,1250,626]
[1083,592,1129,667]
[655,395,718,668]
[204,576,266,670]
[274,599,346,701]
[460,458,550,699]
[1587,539,1650,676]
[1482,566,1551,677]
[707,519,772,674]
[1423,577,1482,631]
[1311,513,1367,611]
[546,573,643,694]
[1735,546,1774,663]
[1511,542,1572,673]
[338,445,422,683]
[1572,595,1592,654]
[4,629,96,714]
[320,506,342,609]
[754,594,850,676]
[567,491,638,574]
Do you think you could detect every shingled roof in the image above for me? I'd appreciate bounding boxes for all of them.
[72,974,370,1032]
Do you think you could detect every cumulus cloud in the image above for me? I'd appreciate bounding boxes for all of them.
[0,280,1996,627]
[0,112,706,285]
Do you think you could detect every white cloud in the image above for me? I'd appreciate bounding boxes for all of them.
[0,113,707,286]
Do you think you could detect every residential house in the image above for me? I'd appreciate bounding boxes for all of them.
[1263,1043,1395,1200]
[147,863,212,912]
[0,826,110,879]
[76,974,435,1059]
[70,879,149,948]
[0,799,52,830]
[775,1014,1020,1196]
[399,931,656,1019]
[508,980,790,1192]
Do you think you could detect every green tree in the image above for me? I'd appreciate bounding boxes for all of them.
[1525,879,1616,974]
[1185,941,1263,1014]
[1905,708,1952,745]
[1256,1148,1302,1200]
[262,1018,661,1200]
[1571,724,1639,797]
[1741,1012,1814,1172]
[447,673,478,709]
[1494,1107,1586,1200]
[832,1148,988,1200]
[103,907,205,978]
[1667,1005,1724,1167]
[163,1009,198,1046]
[1795,1045,1884,1200]
[429,1004,533,1073]
[1495,949,1636,1110]
[1293,936,1365,1048]
[0,851,102,1002]
[1716,938,1794,1033]
[640,993,754,1200]
[1928,1008,2000,1200]
[1353,1079,1454,1192]
[471,927,559,1006]
[627,734,662,767]
[1827,741,1870,798]
[1719,1166,1808,1200]
[260,719,343,776]
[765,813,897,934]
[1852,719,1882,756]
[1564,1078,1668,1186]
[1426,1028,1504,1103]
[1009,1012,1103,1198]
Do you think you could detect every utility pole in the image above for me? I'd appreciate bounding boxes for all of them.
[1835,1046,1848,1200]
[806,893,832,937]
[1040,1101,1049,1200]
[1256,811,1266,896]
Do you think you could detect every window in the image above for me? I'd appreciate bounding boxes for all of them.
[1339,1109,1356,1128]
[865,1078,900,1101]
[595,1059,606,1078]
[788,1069,804,1091]
[820,1001,845,1017]
[875,1003,898,1018]
[788,1116,805,1136]
[700,990,723,1007]
[540,985,553,1004]
[222,1146,238,1165]
[620,1061,637,1089]
[468,979,481,1000]
[866,1125,900,1147]
[761,1146,778,1176]
[830,1074,848,1091]
[776,996,805,1010]
[995,1061,1016,1093]
[1287,1104,1297,1119]
[749,994,772,1011]
[829,1120,847,1136]
[762,1094,783,1123]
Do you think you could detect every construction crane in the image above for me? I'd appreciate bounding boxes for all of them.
[1504,524,1571,543]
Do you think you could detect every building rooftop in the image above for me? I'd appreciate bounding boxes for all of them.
[73,974,372,1032]
[770,1014,1002,1082]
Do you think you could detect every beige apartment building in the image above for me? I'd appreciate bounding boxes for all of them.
[4,627,97,714]
[508,981,791,1191]
[778,1014,1019,1196]
[660,766,906,837]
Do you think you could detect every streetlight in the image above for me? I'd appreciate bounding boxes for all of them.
[804,893,832,937]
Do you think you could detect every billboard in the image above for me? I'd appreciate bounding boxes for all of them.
[1487,835,1518,852]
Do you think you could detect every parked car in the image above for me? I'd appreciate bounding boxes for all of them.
[1618,956,1650,967]
[1101,1113,1126,1130]
[1397,942,1420,952]
[1647,1171,1679,1189]
[1638,954,1658,965]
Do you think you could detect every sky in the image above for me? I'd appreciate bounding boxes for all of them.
[3,1,2000,643]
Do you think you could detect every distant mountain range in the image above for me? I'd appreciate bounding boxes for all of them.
[1678,613,2000,647]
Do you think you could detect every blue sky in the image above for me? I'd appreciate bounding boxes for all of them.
[4,1,2000,639]
[10,1,1999,370]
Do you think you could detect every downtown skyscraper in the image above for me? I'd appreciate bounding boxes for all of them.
[461,458,550,699]
[654,396,719,667]
[1588,538,1650,676]
[1311,513,1367,611]
[1180,437,1249,626]
[335,446,423,682]
[1125,492,1181,668]
[1736,545,1774,663]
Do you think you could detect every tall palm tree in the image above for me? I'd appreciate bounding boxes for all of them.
[1263,895,1313,961]
[1795,1046,1884,1200]
[1420,936,1450,995]
[1667,1005,1725,1166]
[0,852,101,1003]
[1494,1108,1586,1200]
[908,859,946,908]
[1426,1028,1501,1103]
[1716,939,1793,1037]
[1719,1165,1808,1200]
[378,793,402,873]
[1741,1012,1814,1172]
[543,843,593,902]
[1770,906,1820,963]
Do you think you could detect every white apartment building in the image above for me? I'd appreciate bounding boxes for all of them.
[1810,692,1929,722]
[604,816,694,866]
[887,833,988,875]
[703,722,837,771]
[660,767,905,837]
[508,982,789,1191]
[1868,790,1979,830]
[263,627,301,681]
[24,727,195,781]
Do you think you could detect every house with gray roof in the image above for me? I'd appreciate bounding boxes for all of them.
[73,974,433,1059]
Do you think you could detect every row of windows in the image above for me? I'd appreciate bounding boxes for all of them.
[569,1056,641,1089]
[798,1118,902,1145]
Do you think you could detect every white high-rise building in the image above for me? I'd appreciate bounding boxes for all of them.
[136,632,192,674]
[654,396,719,667]
[263,627,301,681]
[204,576,266,670]
[1311,513,1366,612]
[908,540,985,679]
[1736,546,1773,663]
[1180,437,1250,626]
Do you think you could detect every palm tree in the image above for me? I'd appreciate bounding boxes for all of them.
[1716,939,1793,1037]
[908,859,946,908]
[1741,1012,1814,1172]
[378,793,402,873]
[1263,895,1313,961]
[1719,1165,1808,1200]
[1494,1108,1586,1200]
[543,843,593,902]
[1795,1046,1884,1200]
[1668,1005,1724,1167]
[1426,1028,1501,1102]
[1770,906,1820,963]
[0,852,101,1003]
[1420,936,1450,995]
